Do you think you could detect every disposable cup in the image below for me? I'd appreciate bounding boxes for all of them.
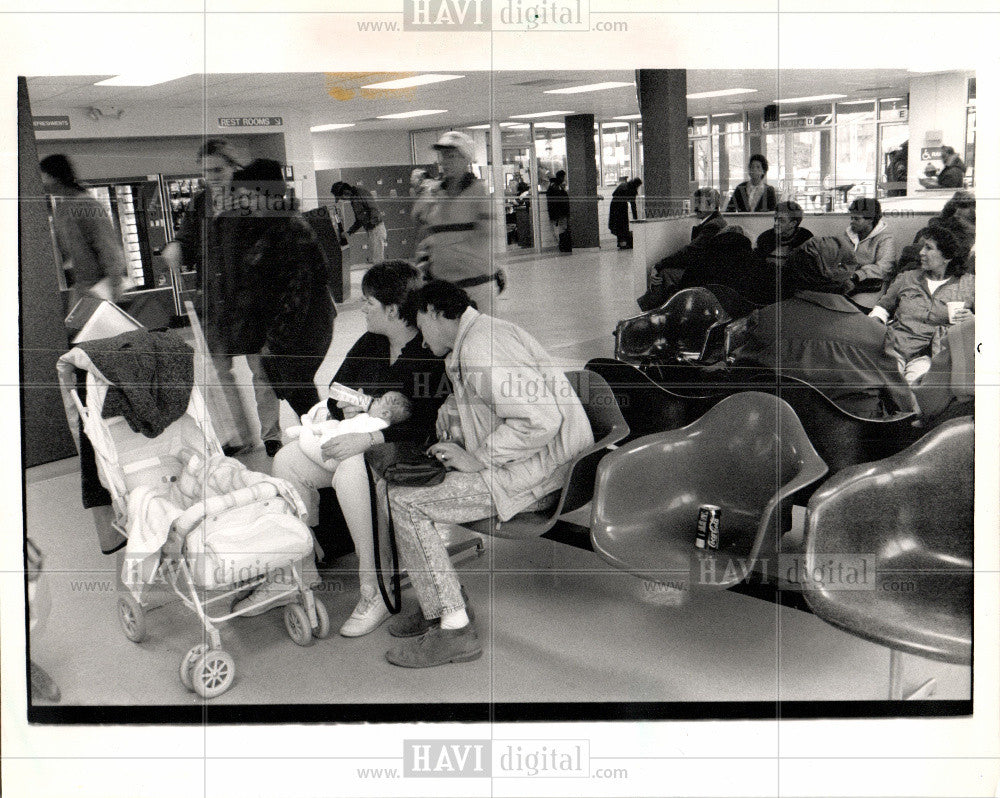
[946,301,965,323]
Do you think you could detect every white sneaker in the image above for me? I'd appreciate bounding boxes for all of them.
[339,589,391,637]
[231,581,296,618]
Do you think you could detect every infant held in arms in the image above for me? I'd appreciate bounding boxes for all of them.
[288,388,413,470]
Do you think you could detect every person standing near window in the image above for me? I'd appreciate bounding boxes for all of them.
[726,154,777,213]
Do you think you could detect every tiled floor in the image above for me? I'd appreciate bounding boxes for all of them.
[25,247,971,710]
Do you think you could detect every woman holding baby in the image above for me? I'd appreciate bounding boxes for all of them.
[240,261,449,636]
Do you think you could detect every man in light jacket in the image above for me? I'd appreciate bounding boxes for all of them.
[384,280,594,668]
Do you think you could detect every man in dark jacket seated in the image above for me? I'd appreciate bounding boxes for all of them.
[733,236,915,419]
[638,187,727,311]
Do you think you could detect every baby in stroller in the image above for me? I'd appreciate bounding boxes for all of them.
[57,329,328,699]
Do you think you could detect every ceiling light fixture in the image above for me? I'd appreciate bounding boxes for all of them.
[837,99,878,106]
[361,74,464,90]
[613,114,642,120]
[686,88,757,99]
[310,123,357,132]
[544,81,635,94]
[94,73,192,87]
[376,109,449,119]
[509,111,575,119]
[775,93,847,104]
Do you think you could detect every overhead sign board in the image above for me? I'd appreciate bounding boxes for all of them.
[217,117,283,127]
[33,115,71,131]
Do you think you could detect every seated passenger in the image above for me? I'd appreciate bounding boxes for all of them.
[733,236,914,419]
[638,187,727,312]
[725,154,777,213]
[869,221,974,385]
[754,201,814,273]
[384,280,594,668]
[936,189,976,273]
[836,197,896,309]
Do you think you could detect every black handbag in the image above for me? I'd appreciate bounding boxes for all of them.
[364,441,447,613]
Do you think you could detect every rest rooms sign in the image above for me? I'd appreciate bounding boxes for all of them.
[218,117,283,127]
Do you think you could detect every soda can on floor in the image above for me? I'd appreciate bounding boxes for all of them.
[696,504,722,550]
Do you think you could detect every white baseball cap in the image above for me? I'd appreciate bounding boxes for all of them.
[432,131,475,162]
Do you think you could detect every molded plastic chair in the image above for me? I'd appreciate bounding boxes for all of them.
[461,370,629,540]
[801,417,973,699]
[615,287,728,364]
[735,368,921,474]
[585,358,729,444]
[590,392,828,589]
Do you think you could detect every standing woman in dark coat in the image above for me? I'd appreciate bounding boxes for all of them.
[726,154,778,213]
[231,159,336,424]
[546,170,572,252]
[608,177,642,249]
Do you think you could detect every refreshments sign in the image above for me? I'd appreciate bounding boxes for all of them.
[33,115,71,131]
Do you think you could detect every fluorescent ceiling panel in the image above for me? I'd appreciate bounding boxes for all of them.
[544,81,635,94]
[376,109,449,119]
[686,88,757,99]
[362,74,464,90]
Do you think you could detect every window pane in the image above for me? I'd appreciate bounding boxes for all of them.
[600,122,632,187]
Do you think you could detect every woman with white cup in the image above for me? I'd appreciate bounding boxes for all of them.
[869,219,974,385]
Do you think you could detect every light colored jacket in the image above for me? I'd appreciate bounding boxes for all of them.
[838,219,896,282]
[441,308,594,520]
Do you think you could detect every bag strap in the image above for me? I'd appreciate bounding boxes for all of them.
[368,465,402,614]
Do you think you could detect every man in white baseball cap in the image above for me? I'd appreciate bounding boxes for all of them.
[417,131,504,312]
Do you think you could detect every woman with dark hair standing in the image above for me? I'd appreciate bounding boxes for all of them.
[870,219,974,385]
[40,153,126,306]
[726,154,777,213]
[263,261,449,637]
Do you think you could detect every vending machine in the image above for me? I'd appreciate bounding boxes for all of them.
[80,176,169,291]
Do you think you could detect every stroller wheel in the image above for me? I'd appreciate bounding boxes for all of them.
[192,650,236,699]
[179,644,209,691]
[283,604,314,647]
[117,595,147,643]
[312,598,331,640]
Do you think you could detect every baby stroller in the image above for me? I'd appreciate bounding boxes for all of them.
[57,330,329,699]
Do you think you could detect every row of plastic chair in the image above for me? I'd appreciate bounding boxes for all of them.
[586,387,972,699]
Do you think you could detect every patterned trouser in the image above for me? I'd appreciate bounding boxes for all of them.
[388,472,498,619]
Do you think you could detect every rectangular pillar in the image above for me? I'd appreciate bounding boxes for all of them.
[18,76,78,466]
[565,113,599,247]
[637,70,690,218]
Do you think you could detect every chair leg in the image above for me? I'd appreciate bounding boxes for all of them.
[889,650,938,700]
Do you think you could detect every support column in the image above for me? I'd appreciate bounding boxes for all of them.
[637,69,690,218]
[18,76,78,466]
[565,113,599,247]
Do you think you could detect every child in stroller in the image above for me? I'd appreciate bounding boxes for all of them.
[57,329,329,699]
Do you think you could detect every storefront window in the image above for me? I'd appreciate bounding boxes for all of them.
[711,115,746,195]
[835,101,877,208]
[534,122,566,189]
[600,122,632,187]
[965,78,976,186]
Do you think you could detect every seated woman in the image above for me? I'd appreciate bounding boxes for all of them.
[240,261,449,637]
[836,197,896,309]
[869,220,974,385]
[733,236,914,419]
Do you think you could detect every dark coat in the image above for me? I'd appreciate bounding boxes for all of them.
[726,182,777,213]
[608,183,639,236]
[345,187,384,233]
[546,181,570,224]
[735,291,914,418]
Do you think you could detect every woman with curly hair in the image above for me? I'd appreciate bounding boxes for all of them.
[869,218,974,384]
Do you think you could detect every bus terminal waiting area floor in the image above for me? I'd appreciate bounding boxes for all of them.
[25,246,970,707]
